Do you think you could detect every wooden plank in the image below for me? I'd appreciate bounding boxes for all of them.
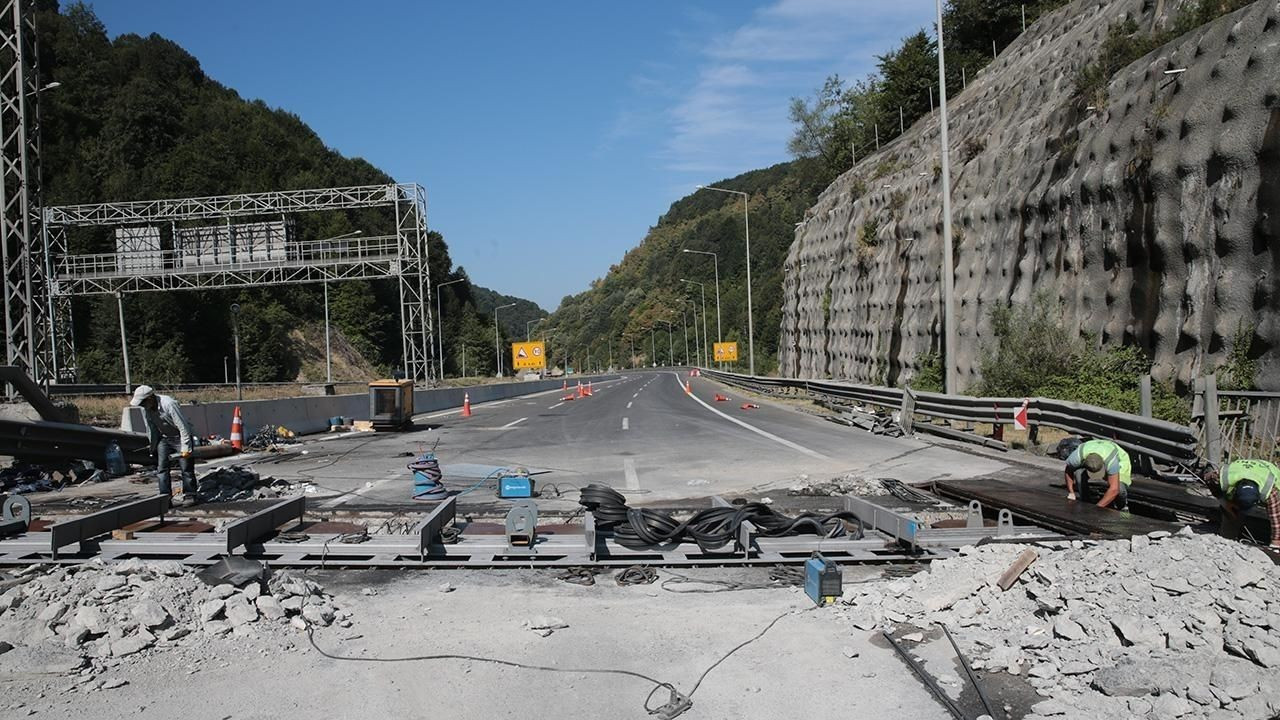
[996,548,1038,591]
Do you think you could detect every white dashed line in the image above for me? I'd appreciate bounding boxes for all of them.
[626,401,632,409]
[622,417,629,430]
[501,417,527,428]
[623,458,639,490]
[549,402,564,409]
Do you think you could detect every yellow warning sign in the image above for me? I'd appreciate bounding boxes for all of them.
[713,342,739,362]
[511,341,546,370]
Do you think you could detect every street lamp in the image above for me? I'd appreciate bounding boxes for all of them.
[526,317,545,341]
[934,0,957,393]
[657,320,675,367]
[436,277,466,380]
[679,304,691,365]
[681,279,709,367]
[318,230,363,383]
[682,248,721,351]
[230,303,242,401]
[696,185,754,375]
[493,303,516,377]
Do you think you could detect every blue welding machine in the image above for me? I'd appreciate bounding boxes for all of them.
[497,472,534,499]
[804,553,842,606]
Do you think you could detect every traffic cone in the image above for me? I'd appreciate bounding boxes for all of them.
[562,379,567,390]
[684,380,692,395]
[230,406,243,452]
[576,381,584,399]
[586,382,593,397]
[462,392,472,417]
[714,393,728,402]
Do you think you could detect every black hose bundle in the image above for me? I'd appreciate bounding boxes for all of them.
[578,484,863,551]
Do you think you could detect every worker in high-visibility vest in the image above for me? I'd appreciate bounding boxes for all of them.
[1204,459,1280,548]
[1063,438,1131,510]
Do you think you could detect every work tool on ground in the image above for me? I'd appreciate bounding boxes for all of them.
[409,451,447,501]
[369,379,415,430]
[804,552,842,605]
[496,467,534,499]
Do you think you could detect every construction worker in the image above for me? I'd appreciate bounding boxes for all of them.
[1063,438,1131,510]
[1203,459,1280,548]
[129,385,199,506]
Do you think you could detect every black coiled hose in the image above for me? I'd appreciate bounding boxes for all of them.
[579,484,864,551]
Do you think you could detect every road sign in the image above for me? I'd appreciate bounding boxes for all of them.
[713,342,738,362]
[511,341,546,370]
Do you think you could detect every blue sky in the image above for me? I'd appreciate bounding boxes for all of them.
[91,0,935,310]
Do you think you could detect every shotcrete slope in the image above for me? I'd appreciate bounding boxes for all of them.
[780,0,1280,390]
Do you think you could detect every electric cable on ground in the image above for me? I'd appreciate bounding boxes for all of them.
[305,606,805,719]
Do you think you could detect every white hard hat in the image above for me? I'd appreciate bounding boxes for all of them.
[130,385,155,406]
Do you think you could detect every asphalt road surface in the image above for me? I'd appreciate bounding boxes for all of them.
[228,370,1017,512]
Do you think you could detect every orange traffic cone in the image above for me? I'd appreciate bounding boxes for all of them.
[576,381,584,399]
[562,379,567,390]
[230,406,243,452]
[714,393,728,402]
[586,382,593,397]
[684,380,692,395]
[461,392,472,417]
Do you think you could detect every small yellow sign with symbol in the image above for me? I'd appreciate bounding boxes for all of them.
[511,341,546,370]
[713,342,738,362]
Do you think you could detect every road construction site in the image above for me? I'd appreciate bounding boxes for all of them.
[0,370,1277,719]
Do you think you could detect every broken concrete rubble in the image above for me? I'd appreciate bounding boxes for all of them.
[839,532,1280,720]
[0,559,350,685]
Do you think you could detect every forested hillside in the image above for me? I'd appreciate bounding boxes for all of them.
[470,286,546,340]
[35,1,525,383]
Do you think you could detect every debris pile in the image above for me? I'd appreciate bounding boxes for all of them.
[246,425,300,451]
[0,460,105,493]
[788,473,888,497]
[0,560,350,686]
[196,466,296,502]
[840,530,1280,720]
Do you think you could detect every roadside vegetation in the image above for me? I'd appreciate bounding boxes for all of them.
[972,293,1194,424]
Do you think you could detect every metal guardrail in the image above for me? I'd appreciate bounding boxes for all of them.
[1192,375,1280,464]
[701,369,1201,465]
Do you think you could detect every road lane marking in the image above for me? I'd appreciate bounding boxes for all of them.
[622,417,629,430]
[626,401,632,409]
[623,458,639,490]
[549,402,564,409]
[321,470,400,508]
[501,417,527,428]
[674,374,829,460]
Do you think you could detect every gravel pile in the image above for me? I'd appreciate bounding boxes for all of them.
[197,465,297,502]
[0,560,350,691]
[789,473,888,497]
[840,529,1280,720]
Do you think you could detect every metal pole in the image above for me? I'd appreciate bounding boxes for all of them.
[700,284,709,367]
[1139,375,1153,418]
[649,327,656,367]
[742,196,754,375]
[899,106,904,134]
[115,292,131,393]
[667,324,673,365]
[682,310,690,364]
[323,282,332,383]
[936,0,958,394]
[462,343,466,378]
[223,357,228,384]
[1022,4,1026,31]
[494,309,501,377]
[874,124,880,150]
[232,312,241,401]
[929,86,934,112]
[436,278,465,381]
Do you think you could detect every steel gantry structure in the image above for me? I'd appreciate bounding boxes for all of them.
[0,0,48,386]
[42,183,436,383]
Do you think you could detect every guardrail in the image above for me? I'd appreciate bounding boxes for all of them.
[699,369,1201,465]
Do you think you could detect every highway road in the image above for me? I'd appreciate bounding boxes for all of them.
[235,369,1020,512]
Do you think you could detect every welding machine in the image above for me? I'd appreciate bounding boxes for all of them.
[804,552,842,606]
[497,469,534,499]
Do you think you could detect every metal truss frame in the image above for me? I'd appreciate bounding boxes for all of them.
[43,183,435,382]
[0,0,47,386]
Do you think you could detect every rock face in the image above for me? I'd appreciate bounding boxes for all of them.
[779,0,1280,390]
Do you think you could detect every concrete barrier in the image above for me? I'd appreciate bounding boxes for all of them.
[121,375,621,439]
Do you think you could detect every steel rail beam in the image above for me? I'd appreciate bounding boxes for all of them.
[47,494,169,559]
[225,496,305,555]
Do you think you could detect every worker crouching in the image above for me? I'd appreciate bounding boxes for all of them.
[1063,439,1131,510]
[129,385,199,507]
[1203,459,1280,549]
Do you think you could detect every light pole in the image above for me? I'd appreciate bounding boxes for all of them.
[526,317,544,341]
[230,303,242,401]
[680,306,690,364]
[935,0,958,393]
[648,326,656,367]
[494,302,515,377]
[115,291,131,393]
[658,320,674,366]
[696,186,754,374]
[682,249,721,348]
[436,276,466,380]
[688,306,702,366]
[319,230,363,383]
[681,279,709,367]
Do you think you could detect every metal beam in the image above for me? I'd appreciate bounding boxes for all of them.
[224,496,305,554]
[48,494,169,559]
[411,496,456,561]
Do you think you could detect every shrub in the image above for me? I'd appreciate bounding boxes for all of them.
[910,352,944,393]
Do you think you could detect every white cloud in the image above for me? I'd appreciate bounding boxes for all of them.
[653,0,934,179]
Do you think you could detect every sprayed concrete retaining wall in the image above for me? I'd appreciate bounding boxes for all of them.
[120,376,620,439]
[779,0,1280,391]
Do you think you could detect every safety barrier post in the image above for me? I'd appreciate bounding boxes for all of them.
[1203,374,1221,467]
